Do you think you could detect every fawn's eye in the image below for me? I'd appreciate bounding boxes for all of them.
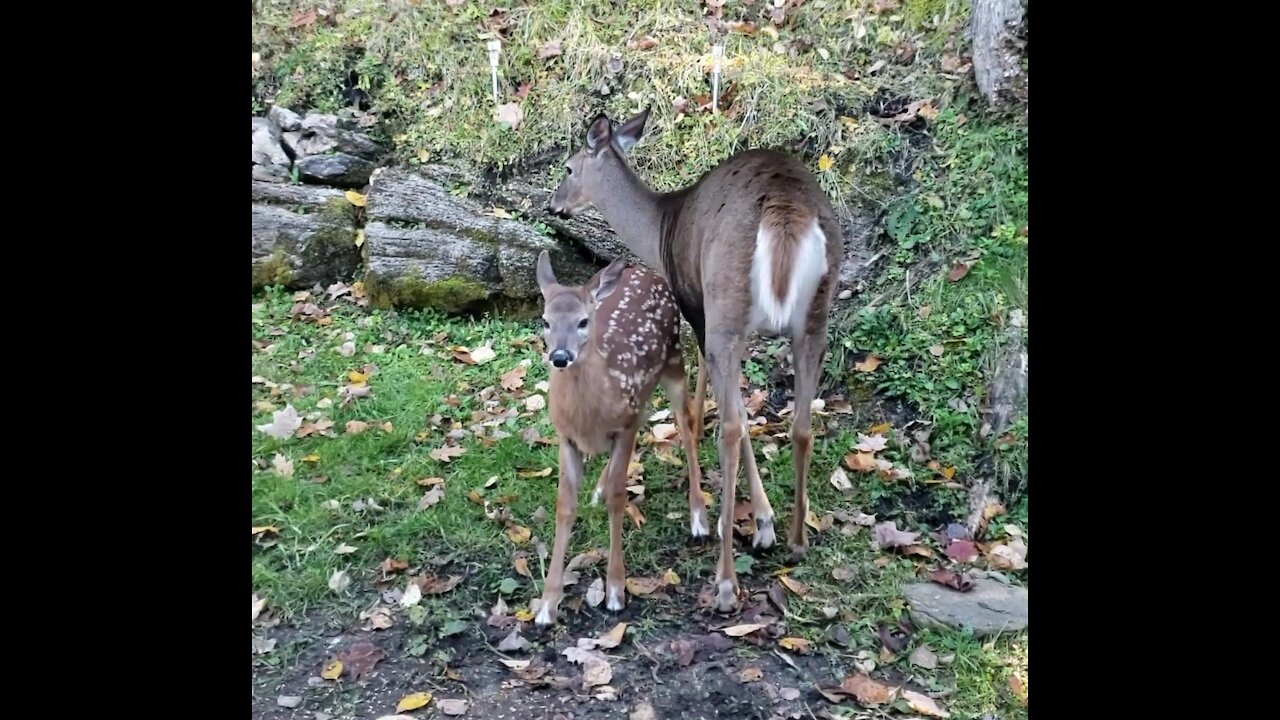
[578,318,589,329]
[542,319,550,330]
[565,166,573,175]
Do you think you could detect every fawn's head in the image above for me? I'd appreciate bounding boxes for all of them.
[549,108,651,218]
[536,250,627,369]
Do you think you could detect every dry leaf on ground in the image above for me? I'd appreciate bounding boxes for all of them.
[586,578,605,607]
[854,355,882,372]
[396,692,433,712]
[258,405,302,439]
[336,642,384,680]
[562,646,612,688]
[927,567,974,592]
[430,444,466,462]
[416,574,463,594]
[400,583,422,607]
[321,659,343,680]
[830,467,853,492]
[498,627,530,652]
[500,365,526,391]
[739,666,763,682]
[779,575,809,596]
[418,485,444,510]
[840,673,897,705]
[506,524,531,544]
[779,637,811,654]
[328,569,351,593]
[904,690,951,718]
[438,699,469,716]
[495,103,524,130]
[910,644,939,669]
[872,521,921,549]
[272,453,294,477]
[578,622,628,650]
[722,623,768,637]
[252,594,267,621]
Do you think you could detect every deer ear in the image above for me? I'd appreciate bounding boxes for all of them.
[585,114,612,151]
[613,107,650,153]
[590,257,627,304]
[536,250,558,294]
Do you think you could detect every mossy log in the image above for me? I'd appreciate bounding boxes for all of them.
[251,182,361,290]
[361,167,597,310]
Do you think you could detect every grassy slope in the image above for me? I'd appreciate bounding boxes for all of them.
[253,0,1027,716]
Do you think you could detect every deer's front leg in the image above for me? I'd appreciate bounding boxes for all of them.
[604,426,639,612]
[536,439,585,626]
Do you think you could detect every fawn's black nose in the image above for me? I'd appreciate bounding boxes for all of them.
[549,349,572,368]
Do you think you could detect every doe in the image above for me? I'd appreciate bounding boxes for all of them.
[533,250,706,626]
[549,108,844,613]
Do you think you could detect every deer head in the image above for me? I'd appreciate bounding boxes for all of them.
[548,108,651,218]
[535,250,627,369]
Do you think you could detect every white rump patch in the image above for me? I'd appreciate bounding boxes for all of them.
[748,218,829,336]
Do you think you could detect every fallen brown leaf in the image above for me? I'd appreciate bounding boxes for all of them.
[626,576,662,596]
[537,39,562,59]
[910,644,939,669]
[945,539,979,563]
[739,666,763,682]
[872,521,921,549]
[947,261,972,282]
[840,672,897,705]
[514,556,532,578]
[505,524,532,544]
[335,642,384,680]
[877,623,910,653]
[845,451,878,472]
[778,637,811,654]
[830,467,853,492]
[416,574,463,595]
[854,355,883,372]
[927,567,974,592]
[418,485,444,510]
[832,565,857,582]
[778,575,809,596]
[438,698,469,716]
[516,466,553,478]
[430,445,466,463]
[627,35,658,50]
[500,365,527,391]
[722,623,768,637]
[904,690,951,718]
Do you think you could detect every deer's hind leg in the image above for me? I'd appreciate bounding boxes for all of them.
[661,354,707,539]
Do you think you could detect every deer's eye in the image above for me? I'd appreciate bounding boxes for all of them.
[542,319,550,330]
[565,165,573,175]
[578,318,589,329]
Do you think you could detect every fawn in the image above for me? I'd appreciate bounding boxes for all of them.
[549,108,844,613]
[533,250,705,626]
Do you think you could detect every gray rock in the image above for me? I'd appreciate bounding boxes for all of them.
[302,112,339,132]
[252,126,291,169]
[268,105,303,133]
[903,577,1027,638]
[362,168,597,309]
[296,153,375,188]
[284,127,381,161]
[252,181,360,289]
[253,164,289,183]
[277,696,303,708]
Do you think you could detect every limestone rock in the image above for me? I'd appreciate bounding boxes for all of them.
[903,575,1027,637]
[296,153,375,188]
[362,167,596,309]
[251,181,360,289]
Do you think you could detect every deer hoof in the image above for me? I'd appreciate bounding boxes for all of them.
[752,516,776,549]
[690,509,709,538]
[606,583,626,612]
[713,579,740,613]
[787,542,808,562]
[534,600,557,627]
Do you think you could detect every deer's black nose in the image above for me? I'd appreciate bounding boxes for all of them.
[549,349,572,368]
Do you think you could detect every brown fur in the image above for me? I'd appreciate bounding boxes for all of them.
[533,254,706,626]
[549,109,845,615]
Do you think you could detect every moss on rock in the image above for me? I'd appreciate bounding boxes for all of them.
[365,273,489,312]
[252,248,294,290]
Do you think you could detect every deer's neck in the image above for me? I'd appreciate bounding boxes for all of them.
[594,160,668,271]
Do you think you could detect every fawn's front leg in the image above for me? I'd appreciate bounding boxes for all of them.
[536,439,585,626]
[604,425,640,612]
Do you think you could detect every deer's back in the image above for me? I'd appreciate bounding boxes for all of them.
[548,265,685,455]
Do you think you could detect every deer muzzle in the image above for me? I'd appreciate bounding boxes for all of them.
[549,349,574,368]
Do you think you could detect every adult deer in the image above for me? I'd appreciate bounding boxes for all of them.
[532,250,706,626]
[549,108,843,613]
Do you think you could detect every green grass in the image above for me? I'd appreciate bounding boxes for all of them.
[252,284,1027,718]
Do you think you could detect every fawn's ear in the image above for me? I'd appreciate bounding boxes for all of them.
[536,250,558,295]
[613,107,650,153]
[585,113,612,152]
[590,257,627,304]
